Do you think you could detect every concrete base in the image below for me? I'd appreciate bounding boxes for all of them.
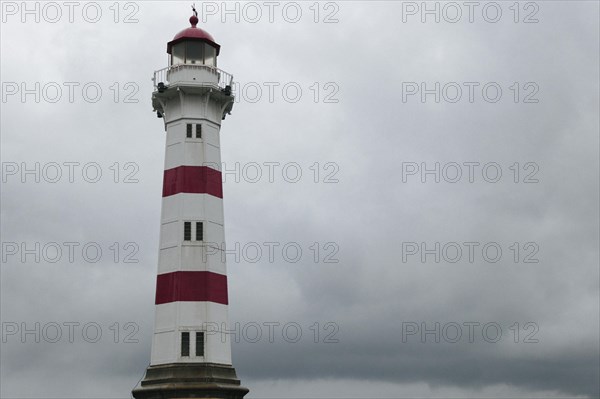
[132,363,249,399]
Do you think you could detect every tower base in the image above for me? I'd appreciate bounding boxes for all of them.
[132,363,249,399]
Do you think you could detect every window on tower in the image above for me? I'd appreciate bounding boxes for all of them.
[186,124,193,138]
[184,222,192,241]
[196,124,202,138]
[196,222,203,241]
[181,332,190,357]
[195,332,205,357]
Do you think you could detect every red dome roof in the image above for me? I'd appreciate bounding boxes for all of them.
[167,16,221,55]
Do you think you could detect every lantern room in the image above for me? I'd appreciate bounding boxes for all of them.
[152,10,234,116]
[167,15,221,67]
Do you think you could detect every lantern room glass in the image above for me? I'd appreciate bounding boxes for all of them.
[171,43,185,65]
[204,46,216,67]
[170,42,217,67]
[187,42,203,65]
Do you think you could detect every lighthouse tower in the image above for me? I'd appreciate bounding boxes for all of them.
[132,9,247,399]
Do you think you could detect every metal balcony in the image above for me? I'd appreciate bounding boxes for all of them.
[152,64,233,91]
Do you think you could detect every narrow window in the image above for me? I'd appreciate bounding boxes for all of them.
[181,332,190,357]
[184,222,192,241]
[196,222,203,241]
[196,124,202,138]
[186,124,192,138]
[195,332,205,357]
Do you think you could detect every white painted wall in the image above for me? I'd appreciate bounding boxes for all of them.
[150,68,235,368]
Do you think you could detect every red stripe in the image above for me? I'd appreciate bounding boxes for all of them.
[155,271,229,305]
[163,166,223,198]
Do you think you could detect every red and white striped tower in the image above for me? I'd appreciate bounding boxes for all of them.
[133,9,248,399]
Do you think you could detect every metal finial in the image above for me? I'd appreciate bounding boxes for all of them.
[191,3,198,17]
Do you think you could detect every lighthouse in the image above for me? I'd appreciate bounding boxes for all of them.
[132,8,248,399]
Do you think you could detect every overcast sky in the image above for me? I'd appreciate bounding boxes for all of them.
[1,1,599,398]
